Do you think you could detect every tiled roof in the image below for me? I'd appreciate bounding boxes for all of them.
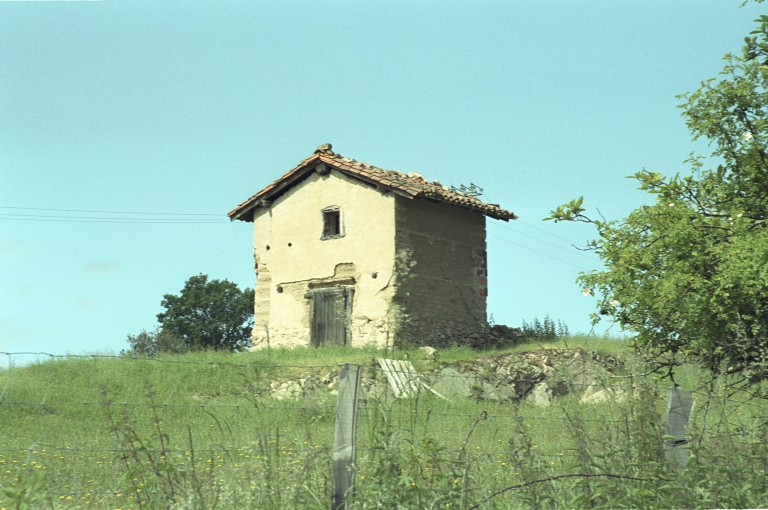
[228,144,517,221]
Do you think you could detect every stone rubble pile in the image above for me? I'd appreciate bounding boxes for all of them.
[265,348,628,406]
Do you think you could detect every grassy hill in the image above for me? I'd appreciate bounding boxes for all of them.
[0,337,766,509]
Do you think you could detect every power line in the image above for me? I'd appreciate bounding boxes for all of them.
[0,213,226,222]
[481,190,588,246]
[0,205,230,224]
[487,232,593,271]
[0,216,226,224]
[488,222,597,261]
[0,206,222,217]
[515,218,589,247]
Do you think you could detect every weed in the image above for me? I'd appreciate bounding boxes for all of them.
[1,342,767,508]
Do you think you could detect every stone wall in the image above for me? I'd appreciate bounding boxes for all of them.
[393,196,488,347]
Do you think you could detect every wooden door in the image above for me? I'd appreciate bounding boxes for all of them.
[310,287,353,347]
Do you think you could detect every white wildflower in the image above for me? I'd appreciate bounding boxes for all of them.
[581,288,590,296]
[743,132,753,141]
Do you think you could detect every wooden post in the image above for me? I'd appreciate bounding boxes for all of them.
[664,388,693,470]
[332,363,361,510]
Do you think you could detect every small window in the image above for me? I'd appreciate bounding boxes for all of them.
[322,207,343,239]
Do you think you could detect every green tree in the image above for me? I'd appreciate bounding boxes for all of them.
[124,328,188,357]
[548,17,768,383]
[156,274,254,351]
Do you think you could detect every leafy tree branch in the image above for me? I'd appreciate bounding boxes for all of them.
[547,16,768,386]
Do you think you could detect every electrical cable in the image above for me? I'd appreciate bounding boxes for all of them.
[0,206,221,216]
[487,232,592,271]
[488,222,597,261]
[0,217,227,224]
[481,191,588,246]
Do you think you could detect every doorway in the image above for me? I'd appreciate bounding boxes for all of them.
[309,287,354,347]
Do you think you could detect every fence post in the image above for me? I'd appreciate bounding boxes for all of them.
[664,387,693,471]
[332,363,361,510]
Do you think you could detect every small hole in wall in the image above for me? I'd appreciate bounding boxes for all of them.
[288,243,292,247]
[266,245,270,250]
[372,272,378,279]
[276,285,283,293]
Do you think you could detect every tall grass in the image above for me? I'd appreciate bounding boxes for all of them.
[0,340,766,508]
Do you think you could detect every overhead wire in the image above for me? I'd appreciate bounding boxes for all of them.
[0,206,229,224]
[487,232,592,271]
[0,216,227,224]
[514,218,588,246]
[488,221,597,261]
[481,190,590,246]
[2,205,596,271]
[480,189,599,270]
[0,206,221,216]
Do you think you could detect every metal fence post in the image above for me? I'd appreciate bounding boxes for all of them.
[332,363,361,510]
[664,387,693,471]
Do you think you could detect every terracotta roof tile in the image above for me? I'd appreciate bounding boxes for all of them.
[228,145,517,221]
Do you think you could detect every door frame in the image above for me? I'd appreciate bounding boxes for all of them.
[308,286,354,347]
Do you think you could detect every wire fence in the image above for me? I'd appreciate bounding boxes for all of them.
[0,350,767,509]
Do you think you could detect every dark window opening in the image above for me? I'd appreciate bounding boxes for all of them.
[322,209,341,238]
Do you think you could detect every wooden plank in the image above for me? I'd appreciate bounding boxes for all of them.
[328,290,342,346]
[343,287,354,347]
[378,358,401,397]
[309,293,318,347]
[664,388,693,470]
[332,363,361,510]
[378,358,403,397]
[377,359,420,398]
[390,360,410,396]
[390,360,412,397]
[391,360,413,396]
[376,358,450,401]
[400,360,421,394]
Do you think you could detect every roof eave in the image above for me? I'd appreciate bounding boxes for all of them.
[227,149,517,222]
[227,155,325,222]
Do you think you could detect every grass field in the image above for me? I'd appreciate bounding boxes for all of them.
[1,337,767,509]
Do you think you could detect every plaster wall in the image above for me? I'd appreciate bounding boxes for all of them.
[394,196,488,346]
[251,170,397,348]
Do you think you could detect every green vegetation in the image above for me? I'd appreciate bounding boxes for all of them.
[520,315,569,342]
[126,274,255,355]
[548,16,768,384]
[0,340,766,509]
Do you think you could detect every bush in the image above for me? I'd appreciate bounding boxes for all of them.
[521,316,569,341]
[123,328,188,357]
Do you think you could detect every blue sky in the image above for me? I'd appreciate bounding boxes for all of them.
[1,1,764,355]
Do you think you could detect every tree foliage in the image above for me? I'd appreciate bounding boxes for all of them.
[548,18,768,383]
[156,274,254,352]
[124,328,188,357]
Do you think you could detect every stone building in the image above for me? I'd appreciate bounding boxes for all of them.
[228,144,516,349]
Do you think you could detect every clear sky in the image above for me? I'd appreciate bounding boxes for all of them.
[1,1,764,355]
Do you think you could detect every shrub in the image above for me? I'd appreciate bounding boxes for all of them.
[521,315,569,341]
[123,328,188,357]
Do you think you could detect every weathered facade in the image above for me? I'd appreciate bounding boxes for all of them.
[228,144,516,349]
